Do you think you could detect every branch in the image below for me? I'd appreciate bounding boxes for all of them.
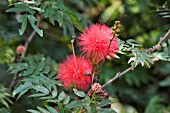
[9,15,42,90]
[101,29,170,88]
[22,15,41,57]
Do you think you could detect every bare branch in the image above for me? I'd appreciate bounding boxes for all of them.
[101,29,170,88]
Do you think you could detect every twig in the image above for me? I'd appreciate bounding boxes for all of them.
[9,15,41,90]
[152,29,170,52]
[22,15,41,57]
[101,29,170,88]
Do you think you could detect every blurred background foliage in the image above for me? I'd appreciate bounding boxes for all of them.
[0,0,170,113]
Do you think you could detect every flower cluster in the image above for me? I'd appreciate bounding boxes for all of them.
[78,24,118,63]
[57,55,92,91]
[57,23,119,91]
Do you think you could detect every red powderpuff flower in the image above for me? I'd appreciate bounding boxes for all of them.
[78,24,119,63]
[57,55,92,92]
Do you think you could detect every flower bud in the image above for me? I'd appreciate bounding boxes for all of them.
[16,45,25,54]
[92,83,102,93]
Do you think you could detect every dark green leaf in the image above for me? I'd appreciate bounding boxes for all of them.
[53,3,83,31]
[13,82,32,97]
[32,85,49,94]
[6,7,26,12]
[18,14,27,35]
[98,99,112,107]
[98,108,117,113]
[28,15,43,37]
[37,106,50,113]
[58,91,65,101]
[44,66,51,74]
[51,89,58,98]
[58,101,64,113]
[27,109,41,113]
[23,67,34,76]
[73,88,85,97]
[63,96,70,105]
[29,93,48,97]
[17,88,29,100]
[45,105,58,113]
[66,100,82,108]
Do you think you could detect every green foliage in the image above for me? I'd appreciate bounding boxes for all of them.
[157,2,170,30]
[1,0,170,113]
[0,85,13,111]
[0,46,15,64]
[6,0,83,37]
[118,39,154,67]
[27,106,59,113]
[144,95,167,113]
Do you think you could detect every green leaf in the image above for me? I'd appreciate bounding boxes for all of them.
[73,88,85,97]
[38,60,45,70]
[159,77,170,87]
[53,3,83,31]
[29,93,48,97]
[28,15,43,37]
[6,7,26,12]
[23,67,34,76]
[45,105,58,113]
[28,57,35,66]
[50,70,57,77]
[58,101,64,113]
[32,85,49,94]
[0,98,9,108]
[98,108,117,113]
[39,96,54,100]
[63,96,70,105]
[44,66,51,73]
[58,91,65,101]
[18,14,27,35]
[17,88,29,100]
[127,39,142,47]
[55,11,63,26]
[37,106,50,113]
[32,69,40,76]
[13,82,32,97]
[51,89,58,98]
[66,100,82,109]
[29,6,44,13]
[98,99,112,107]
[27,109,41,113]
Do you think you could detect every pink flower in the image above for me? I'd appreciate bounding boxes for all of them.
[57,55,92,91]
[78,24,119,63]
